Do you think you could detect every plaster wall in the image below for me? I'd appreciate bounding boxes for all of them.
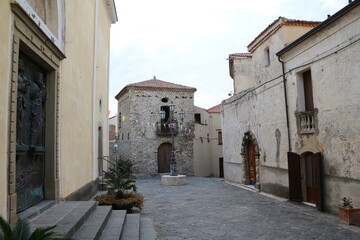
[59,1,96,198]
[222,24,319,195]
[194,107,212,177]
[232,57,253,94]
[208,112,223,177]
[280,6,360,212]
[118,89,195,178]
[0,0,12,219]
[193,107,223,177]
[95,0,111,161]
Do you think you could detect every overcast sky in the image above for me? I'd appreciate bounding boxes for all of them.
[108,0,348,116]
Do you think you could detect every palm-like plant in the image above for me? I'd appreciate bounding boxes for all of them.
[104,172,137,199]
[0,216,73,240]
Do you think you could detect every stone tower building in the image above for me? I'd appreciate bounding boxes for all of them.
[115,77,197,178]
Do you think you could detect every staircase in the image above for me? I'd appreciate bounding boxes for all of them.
[19,201,156,240]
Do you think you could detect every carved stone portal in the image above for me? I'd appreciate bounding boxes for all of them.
[16,53,47,212]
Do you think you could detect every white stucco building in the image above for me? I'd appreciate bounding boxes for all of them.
[222,1,360,213]
[194,105,224,177]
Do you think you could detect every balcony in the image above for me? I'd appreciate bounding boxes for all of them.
[295,110,317,135]
[156,121,179,136]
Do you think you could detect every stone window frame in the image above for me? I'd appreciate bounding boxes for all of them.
[7,3,65,224]
[240,131,261,189]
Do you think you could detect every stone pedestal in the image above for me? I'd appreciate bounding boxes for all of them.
[161,175,187,186]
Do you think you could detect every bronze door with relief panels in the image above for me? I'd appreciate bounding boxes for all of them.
[16,53,47,212]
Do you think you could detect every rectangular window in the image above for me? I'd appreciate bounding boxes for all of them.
[264,47,270,66]
[194,113,201,124]
[118,113,121,129]
[218,131,222,145]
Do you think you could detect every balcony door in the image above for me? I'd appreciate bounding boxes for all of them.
[303,70,314,111]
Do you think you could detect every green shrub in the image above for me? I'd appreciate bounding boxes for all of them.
[0,216,74,240]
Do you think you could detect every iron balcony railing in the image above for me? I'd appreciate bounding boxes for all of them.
[155,121,179,136]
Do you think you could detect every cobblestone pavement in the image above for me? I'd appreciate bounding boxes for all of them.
[137,177,360,240]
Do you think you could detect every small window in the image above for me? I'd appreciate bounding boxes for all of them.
[161,97,168,103]
[264,47,270,66]
[194,113,201,124]
[118,113,121,129]
[218,131,223,145]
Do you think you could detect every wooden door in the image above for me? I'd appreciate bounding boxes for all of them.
[247,141,256,184]
[288,152,302,202]
[157,143,171,173]
[219,158,224,178]
[305,153,316,204]
[305,152,323,210]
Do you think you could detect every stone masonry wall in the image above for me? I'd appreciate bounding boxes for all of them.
[117,88,195,178]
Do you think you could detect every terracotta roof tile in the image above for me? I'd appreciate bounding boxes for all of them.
[207,104,221,113]
[247,17,321,53]
[115,76,197,100]
[229,53,252,58]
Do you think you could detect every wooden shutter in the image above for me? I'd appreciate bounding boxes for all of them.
[314,152,324,211]
[288,152,302,202]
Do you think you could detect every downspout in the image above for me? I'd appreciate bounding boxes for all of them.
[278,56,292,152]
[92,0,99,180]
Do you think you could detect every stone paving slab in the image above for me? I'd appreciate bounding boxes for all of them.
[137,177,360,240]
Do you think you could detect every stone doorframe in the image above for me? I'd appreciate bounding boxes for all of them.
[240,131,261,189]
[7,4,65,224]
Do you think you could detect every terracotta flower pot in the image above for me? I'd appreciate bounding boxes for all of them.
[339,206,360,226]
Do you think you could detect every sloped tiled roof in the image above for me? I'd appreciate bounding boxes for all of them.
[115,76,197,100]
[207,104,221,113]
[277,1,360,56]
[247,17,321,53]
[229,53,252,58]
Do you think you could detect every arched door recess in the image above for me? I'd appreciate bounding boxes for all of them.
[241,132,260,189]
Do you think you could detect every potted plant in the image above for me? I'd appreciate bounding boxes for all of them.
[339,197,360,226]
[95,172,144,213]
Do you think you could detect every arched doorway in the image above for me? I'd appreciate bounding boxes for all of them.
[157,143,172,173]
[241,132,260,188]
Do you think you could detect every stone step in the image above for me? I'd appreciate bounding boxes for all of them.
[120,214,141,240]
[139,217,157,240]
[73,205,112,240]
[99,210,127,240]
[29,201,97,238]
[18,200,55,221]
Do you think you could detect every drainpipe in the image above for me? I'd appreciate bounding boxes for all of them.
[278,56,292,152]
